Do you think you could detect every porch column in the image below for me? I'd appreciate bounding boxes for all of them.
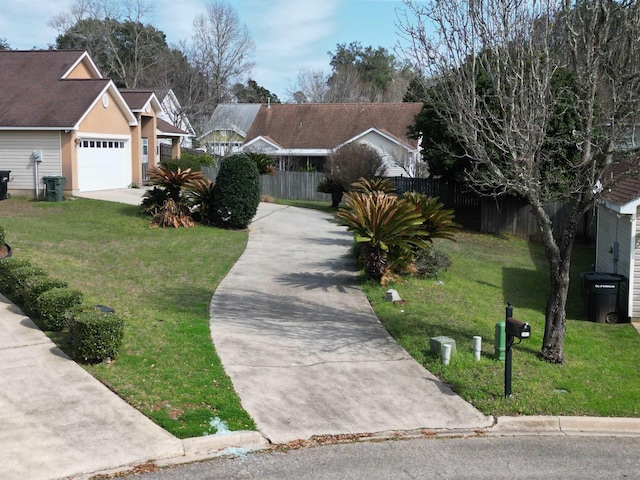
[172,138,181,159]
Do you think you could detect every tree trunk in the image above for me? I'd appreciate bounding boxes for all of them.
[530,198,582,364]
[541,262,570,363]
[331,191,343,209]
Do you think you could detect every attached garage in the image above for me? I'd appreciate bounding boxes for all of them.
[77,137,131,192]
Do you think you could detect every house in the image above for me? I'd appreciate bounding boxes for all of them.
[241,103,424,175]
[200,103,262,157]
[0,50,187,198]
[155,89,196,148]
[594,159,640,321]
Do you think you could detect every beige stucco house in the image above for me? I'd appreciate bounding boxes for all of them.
[0,49,187,198]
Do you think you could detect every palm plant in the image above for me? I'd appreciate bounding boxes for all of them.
[143,166,206,228]
[151,198,195,228]
[147,166,205,201]
[350,177,397,195]
[336,191,429,283]
[245,152,276,176]
[402,192,461,243]
[185,178,216,225]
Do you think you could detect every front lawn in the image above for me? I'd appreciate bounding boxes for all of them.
[364,230,640,417]
[1,197,255,438]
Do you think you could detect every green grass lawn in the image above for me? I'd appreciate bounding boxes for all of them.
[5,194,639,436]
[364,230,640,417]
[1,197,255,438]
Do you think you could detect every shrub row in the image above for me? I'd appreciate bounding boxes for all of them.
[0,256,123,363]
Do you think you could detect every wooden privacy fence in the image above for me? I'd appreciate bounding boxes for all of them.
[202,168,329,202]
[260,171,328,202]
[199,168,596,242]
[479,196,596,242]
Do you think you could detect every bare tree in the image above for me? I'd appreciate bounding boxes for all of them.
[50,0,162,88]
[399,0,640,363]
[286,67,330,103]
[319,143,388,207]
[190,1,255,107]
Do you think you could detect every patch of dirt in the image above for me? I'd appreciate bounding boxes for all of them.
[0,198,63,217]
[0,244,10,259]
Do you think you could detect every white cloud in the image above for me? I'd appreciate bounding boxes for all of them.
[254,0,341,57]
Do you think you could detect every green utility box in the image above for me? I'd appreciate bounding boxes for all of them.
[43,176,66,202]
[495,321,506,361]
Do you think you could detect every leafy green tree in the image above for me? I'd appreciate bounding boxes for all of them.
[231,79,280,104]
[54,17,169,88]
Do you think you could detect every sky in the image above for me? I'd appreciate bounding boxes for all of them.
[0,0,417,100]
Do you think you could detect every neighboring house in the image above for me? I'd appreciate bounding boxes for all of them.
[241,103,424,176]
[594,160,640,320]
[0,50,187,198]
[200,103,262,157]
[155,89,196,148]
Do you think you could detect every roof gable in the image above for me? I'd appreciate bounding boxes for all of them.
[0,50,119,129]
[120,89,163,114]
[599,157,640,213]
[205,104,262,138]
[61,51,103,80]
[244,103,423,150]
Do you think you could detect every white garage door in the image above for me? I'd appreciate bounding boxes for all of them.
[77,138,131,191]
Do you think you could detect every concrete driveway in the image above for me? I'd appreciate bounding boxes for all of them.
[209,204,493,444]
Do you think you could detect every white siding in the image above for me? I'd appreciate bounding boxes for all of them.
[633,209,640,318]
[357,131,417,177]
[0,131,62,193]
[596,204,633,319]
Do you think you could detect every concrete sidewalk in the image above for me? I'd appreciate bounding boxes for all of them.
[209,204,493,444]
[0,296,184,480]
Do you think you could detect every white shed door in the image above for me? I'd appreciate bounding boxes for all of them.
[77,138,131,191]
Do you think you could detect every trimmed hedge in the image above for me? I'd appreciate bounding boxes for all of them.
[212,154,260,229]
[35,287,84,331]
[0,258,32,293]
[69,309,124,363]
[9,266,48,299]
[22,277,69,314]
[0,225,5,246]
[161,151,216,172]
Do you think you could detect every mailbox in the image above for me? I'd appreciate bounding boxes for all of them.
[506,317,530,339]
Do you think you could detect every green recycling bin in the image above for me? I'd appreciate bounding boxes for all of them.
[43,176,66,202]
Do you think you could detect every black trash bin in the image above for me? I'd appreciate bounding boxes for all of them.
[581,272,626,323]
[0,170,10,200]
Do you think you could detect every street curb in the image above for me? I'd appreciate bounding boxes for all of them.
[488,416,640,436]
[160,430,270,466]
[76,431,270,478]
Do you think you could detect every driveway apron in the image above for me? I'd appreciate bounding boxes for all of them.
[209,204,493,444]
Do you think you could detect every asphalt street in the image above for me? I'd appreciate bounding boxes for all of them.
[133,434,640,479]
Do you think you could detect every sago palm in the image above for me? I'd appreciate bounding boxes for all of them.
[402,192,460,243]
[350,177,398,195]
[336,191,429,282]
[147,166,205,202]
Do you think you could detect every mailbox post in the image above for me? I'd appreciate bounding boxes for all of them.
[504,303,530,398]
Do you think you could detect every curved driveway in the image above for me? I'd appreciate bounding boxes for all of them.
[209,204,493,444]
